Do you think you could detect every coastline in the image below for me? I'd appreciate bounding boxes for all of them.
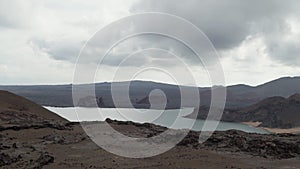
[242,122,300,134]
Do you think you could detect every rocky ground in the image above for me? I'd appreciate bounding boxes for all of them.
[1,119,300,169]
[1,90,300,169]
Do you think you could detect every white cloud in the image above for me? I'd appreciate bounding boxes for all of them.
[0,0,135,85]
[221,35,300,86]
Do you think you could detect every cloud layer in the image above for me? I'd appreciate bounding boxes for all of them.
[0,0,300,85]
[131,0,300,65]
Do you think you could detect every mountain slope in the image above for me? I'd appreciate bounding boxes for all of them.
[237,93,300,128]
[0,90,67,129]
[225,76,300,108]
[188,93,300,129]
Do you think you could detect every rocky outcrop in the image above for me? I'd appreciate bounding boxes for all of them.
[0,153,21,167]
[186,130,300,159]
[105,119,300,159]
[0,118,300,168]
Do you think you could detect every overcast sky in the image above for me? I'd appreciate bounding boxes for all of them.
[1,0,300,86]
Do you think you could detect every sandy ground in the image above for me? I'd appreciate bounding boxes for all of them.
[262,127,300,134]
[243,122,300,134]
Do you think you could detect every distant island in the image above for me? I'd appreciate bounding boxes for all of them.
[1,76,300,130]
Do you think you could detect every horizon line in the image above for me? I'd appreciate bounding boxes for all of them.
[0,76,299,88]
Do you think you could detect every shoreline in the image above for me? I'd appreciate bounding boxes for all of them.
[242,122,300,134]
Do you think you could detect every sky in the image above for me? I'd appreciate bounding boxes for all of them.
[1,0,300,86]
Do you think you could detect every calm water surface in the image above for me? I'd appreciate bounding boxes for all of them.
[45,106,269,134]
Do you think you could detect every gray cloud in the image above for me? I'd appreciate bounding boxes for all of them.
[27,0,300,67]
[31,38,83,62]
[130,0,289,48]
[258,18,300,66]
[130,0,300,65]
[76,33,200,67]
